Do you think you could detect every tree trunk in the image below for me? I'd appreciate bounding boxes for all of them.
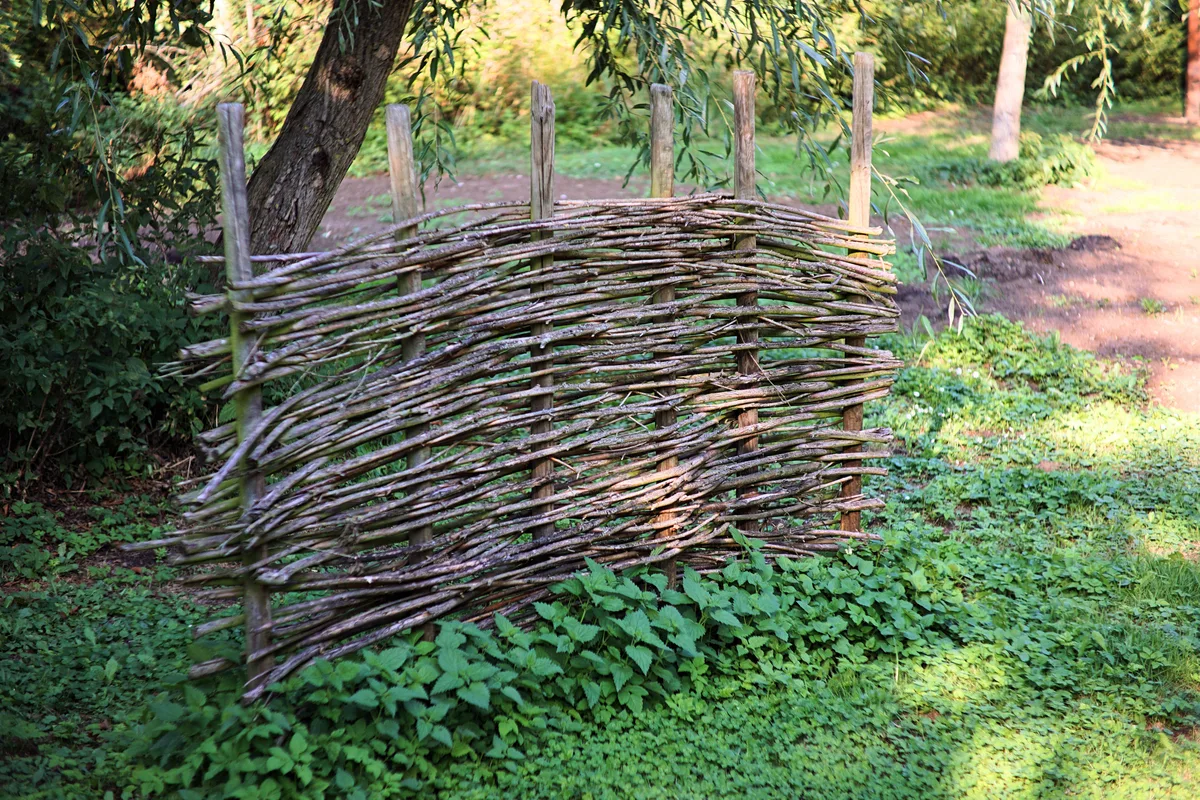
[989,2,1032,162]
[245,0,256,46]
[210,0,234,74]
[246,0,416,254]
[1187,0,1200,125]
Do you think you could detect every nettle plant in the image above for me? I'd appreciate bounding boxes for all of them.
[129,539,961,799]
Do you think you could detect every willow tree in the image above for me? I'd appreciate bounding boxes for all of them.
[996,0,1168,160]
[989,2,1033,162]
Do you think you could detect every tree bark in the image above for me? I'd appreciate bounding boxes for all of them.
[1187,0,1200,125]
[989,2,1032,162]
[246,0,416,253]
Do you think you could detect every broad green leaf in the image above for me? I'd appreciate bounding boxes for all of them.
[626,645,654,675]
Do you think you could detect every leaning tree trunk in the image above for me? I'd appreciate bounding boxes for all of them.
[246,0,416,253]
[989,2,1032,162]
[1187,0,1200,125]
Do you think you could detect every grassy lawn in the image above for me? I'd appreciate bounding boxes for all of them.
[3,316,1198,799]
[345,100,1185,285]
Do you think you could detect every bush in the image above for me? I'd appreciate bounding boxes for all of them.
[915,133,1096,191]
[984,132,1097,189]
[0,238,215,478]
[1,51,220,481]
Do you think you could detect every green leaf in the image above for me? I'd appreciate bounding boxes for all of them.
[618,609,653,642]
[710,609,740,628]
[150,700,184,723]
[288,731,308,758]
[563,617,600,643]
[682,572,710,607]
[430,724,453,748]
[610,662,634,693]
[617,682,647,713]
[437,648,469,676]
[432,670,464,695]
[346,688,378,708]
[643,572,668,592]
[457,681,491,710]
[626,645,654,675]
[531,657,563,678]
[376,646,410,672]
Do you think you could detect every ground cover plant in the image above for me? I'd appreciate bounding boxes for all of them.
[3,315,1198,799]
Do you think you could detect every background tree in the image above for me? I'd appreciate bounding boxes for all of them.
[990,1,1034,161]
[1188,0,1199,123]
[245,0,416,253]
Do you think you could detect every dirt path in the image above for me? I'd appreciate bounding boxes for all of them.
[323,139,1200,412]
[935,140,1200,412]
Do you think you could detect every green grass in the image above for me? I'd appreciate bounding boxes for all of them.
[3,315,1199,799]
[349,99,1166,258]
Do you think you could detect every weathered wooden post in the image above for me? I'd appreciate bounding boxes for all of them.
[385,104,433,557]
[840,52,875,534]
[649,83,679,585]
[732,70,761,535]
[216,102,273,692]
[529,81,557,539]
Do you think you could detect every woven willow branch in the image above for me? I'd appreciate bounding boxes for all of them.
[155,193,900,698]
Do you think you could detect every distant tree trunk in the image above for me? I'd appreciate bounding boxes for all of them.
[1188,0,1200,125]
[246,0,416,254]
[210,0,234,74]
[245,0,256,46]
[989,2,1032,162]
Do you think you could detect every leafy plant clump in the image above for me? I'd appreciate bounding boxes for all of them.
[917,132,1096,191]
[0,238,217,479]
[126,544,959,799]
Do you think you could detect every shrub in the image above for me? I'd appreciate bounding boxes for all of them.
[915,133,1096,191]
[0,60,220,481]
[0,237,216,478]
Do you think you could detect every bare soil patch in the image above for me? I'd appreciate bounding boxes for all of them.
[933,139,1200,412]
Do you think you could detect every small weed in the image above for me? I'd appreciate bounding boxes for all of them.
[1140,297,1167,315]
[1051,293,1086,309]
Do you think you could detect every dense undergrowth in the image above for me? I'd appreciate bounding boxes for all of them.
[3,315,1199,798]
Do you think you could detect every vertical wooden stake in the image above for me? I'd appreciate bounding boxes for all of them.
[649,83,678,585]
[840,52,874,534]
[732,70,761,535]
[529,81,556,539]
[649,84,674,199]
[216,102,273,692]
[386,104,420,242]
[386,104,433,558]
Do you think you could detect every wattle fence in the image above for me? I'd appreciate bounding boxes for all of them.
[148,56,899,698]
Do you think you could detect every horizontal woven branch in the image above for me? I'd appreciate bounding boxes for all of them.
[155,192,900,696]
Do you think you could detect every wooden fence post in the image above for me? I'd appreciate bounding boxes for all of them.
[649,83,678,585]
[732,70,761,535]
[216,102,273,692]
[840,52,875,534]
[530,81,556,539]
[385,104,433,557]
